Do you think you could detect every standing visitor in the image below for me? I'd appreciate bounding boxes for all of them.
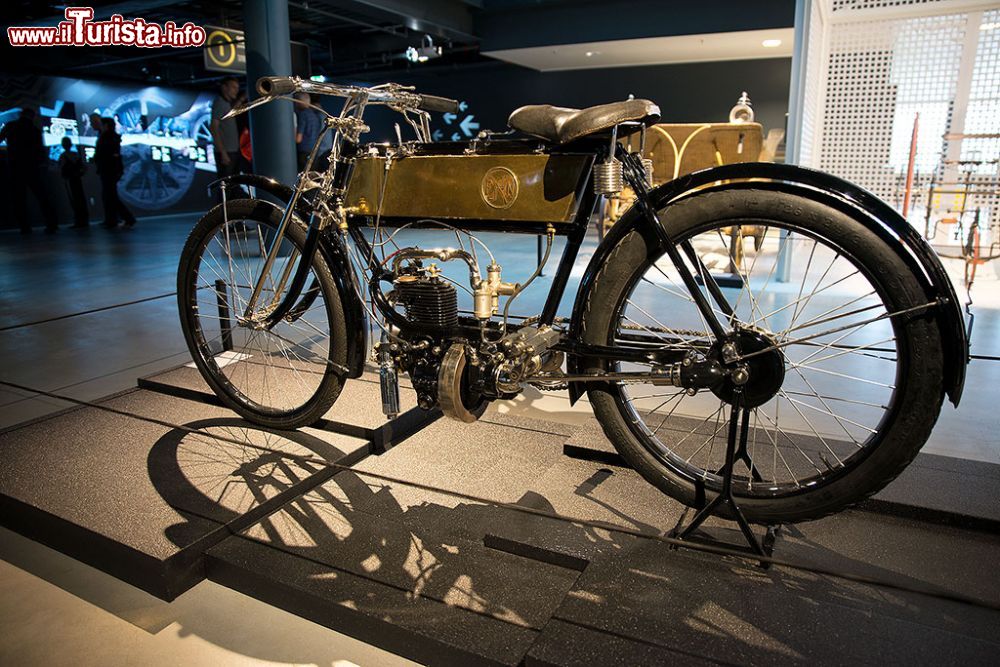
[58,136,89,228]
[93,116,136,229]
[210,76,241,200]
[294,92,332,171]
[0,108,58,234]
[85,112,102,139]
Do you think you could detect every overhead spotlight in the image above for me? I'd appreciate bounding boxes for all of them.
[762,39,782,48]
[405,35,442,63]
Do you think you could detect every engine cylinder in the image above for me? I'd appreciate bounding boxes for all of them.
[393,275,459,328]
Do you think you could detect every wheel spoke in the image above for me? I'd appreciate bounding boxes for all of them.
[796,336,896,369]
[738,301,937,363]
[186,216,337,418]
[759,267,858,325]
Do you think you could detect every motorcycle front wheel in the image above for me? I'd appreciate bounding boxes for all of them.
[177,199,348,429]
[582,188,945,524]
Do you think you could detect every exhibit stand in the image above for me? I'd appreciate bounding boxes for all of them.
[1,365,999,664]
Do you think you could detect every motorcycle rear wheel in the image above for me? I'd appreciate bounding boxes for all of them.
[582,188,944,524]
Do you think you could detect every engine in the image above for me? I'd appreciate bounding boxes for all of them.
[392,273,458,328]
[385,269,459,411]
[376,238,560,422]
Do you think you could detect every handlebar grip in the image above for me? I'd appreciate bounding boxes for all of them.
[417,94,460,114]
[256,76,297,96]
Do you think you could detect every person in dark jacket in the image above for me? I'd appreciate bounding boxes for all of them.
[58,136,89,228]
[0,108,58,233]
[294,92,332,171]
[210,77,242,201]
[92,115,136,229]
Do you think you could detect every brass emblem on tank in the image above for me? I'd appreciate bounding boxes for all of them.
[480,166,519,209]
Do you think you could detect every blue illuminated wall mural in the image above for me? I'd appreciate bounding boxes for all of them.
[0,75,219,218]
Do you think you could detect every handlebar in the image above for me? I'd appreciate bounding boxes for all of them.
[416,94,460,114]
[256,76,297,96]
[254,75,459,114]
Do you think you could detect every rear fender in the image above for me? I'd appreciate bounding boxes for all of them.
[566,162,968,406]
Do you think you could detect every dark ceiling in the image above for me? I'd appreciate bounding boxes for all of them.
[0,0,794,87]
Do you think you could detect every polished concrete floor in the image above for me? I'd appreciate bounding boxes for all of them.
[1,214,999,664]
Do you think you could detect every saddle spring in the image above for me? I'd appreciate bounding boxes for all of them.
[594,158,624,196]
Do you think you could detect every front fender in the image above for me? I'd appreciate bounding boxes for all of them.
[567,162,968,406]
[216,180,368,379]
[210,173,315,219]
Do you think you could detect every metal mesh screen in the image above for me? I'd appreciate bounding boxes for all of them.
[963,9,1000,172]
[959,10,1000,256]
[818,11,967,201]
[798,1,1000,284]
[831,0,956,12]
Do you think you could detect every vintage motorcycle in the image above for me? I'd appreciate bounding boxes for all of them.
[177,76,968,525]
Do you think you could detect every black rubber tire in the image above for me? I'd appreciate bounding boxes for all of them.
[582,188,945,524]
[177,199,348,430]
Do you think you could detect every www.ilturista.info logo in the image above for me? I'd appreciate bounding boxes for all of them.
[7,7,207,48]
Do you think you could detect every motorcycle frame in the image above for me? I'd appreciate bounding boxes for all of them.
[218,95,968,405]
[229,135,722,368]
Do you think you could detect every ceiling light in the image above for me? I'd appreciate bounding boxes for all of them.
[405,35,442,63]
[585,50,600,57]
[762,39,782,48]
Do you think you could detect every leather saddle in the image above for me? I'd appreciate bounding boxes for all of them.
[508,99,660,144]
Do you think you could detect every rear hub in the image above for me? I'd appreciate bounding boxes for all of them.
[709,328,785,409]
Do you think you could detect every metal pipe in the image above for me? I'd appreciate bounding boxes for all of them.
[243,123,329,318]
[902,113,919,219]
[390,247,482,286]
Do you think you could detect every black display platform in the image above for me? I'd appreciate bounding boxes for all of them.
[0,384,373,599]
[1,365,999,664]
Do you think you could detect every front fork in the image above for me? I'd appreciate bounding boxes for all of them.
[240,124,344,330]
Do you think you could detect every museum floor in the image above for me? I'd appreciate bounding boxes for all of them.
[1,215,999,665]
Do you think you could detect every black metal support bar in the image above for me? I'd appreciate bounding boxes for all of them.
[682,240,740,317]
[139,367,442,458]
[626,154,729,341]
[553,338,690,364]
[483,534,590,572]
[562,443,630,468]
[540,214,589,325]
[215,279,234,353]
[373,407,443,454]
[669,388,781,567]
[681,240,736,319]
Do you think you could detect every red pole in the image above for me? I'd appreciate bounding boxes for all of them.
[902,113,919,219]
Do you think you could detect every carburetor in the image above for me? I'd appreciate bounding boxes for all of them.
[475,262,518,320]
[389,247,517,321]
